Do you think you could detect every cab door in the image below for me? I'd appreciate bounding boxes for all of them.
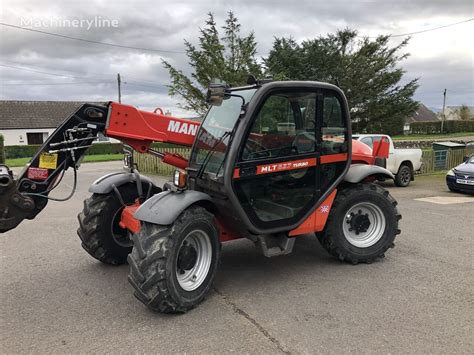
[232,87,349,231]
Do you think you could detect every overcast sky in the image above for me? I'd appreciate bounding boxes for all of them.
[0,0,473,116]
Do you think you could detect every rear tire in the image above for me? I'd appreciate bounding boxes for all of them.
[128,206,220,313]
[77,184,139,265]
[317,183,401,264]
[395,164,412,187]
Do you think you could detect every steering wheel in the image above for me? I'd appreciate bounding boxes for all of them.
[244,139,271,160]
[292,132,316,154]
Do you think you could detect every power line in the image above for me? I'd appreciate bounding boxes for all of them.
[368,18,473,38]
[0,62,168,94]
[1,59,111,78]
[2,81,111,86]
[124,81,167,89]
[2,18,472,58]
[0,63,120,87]
[0,22,187,54]
[0,63,86,79]
[1,59,167,86]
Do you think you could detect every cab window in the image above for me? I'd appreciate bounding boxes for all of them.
[242,92,317,161]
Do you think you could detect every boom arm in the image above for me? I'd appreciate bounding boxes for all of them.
[0,102,201,233]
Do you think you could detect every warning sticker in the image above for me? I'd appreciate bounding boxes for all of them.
[27,167,49,181]
[39,153,58,169]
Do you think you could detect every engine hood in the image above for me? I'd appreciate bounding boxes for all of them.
[454,162,474,174]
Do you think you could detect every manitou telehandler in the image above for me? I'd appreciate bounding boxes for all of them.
[0,79,400,313]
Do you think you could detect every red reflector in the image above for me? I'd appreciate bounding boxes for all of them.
[27,167,49,181]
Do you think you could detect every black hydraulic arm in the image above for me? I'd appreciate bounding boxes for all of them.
[0,103,110,233]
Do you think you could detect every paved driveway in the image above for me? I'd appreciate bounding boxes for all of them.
[1,162,472,353]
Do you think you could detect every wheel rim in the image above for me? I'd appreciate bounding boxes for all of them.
[342,202,386,248]
[400,167,410,184]
[176,230,212,292]
[110,207,133,248]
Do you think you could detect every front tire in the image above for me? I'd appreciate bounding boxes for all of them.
[77,184,139,265]
[128,206,220,313]
[317,183,401,264]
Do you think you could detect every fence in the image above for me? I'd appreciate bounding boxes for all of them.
[134,146,474,177]
[133,147,191,177]
[418,147,474,174]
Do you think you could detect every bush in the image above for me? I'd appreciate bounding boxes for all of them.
[0,134,4,164]
[4,143,124,159]
[4,142,186,159]
[410,120,474,134]
[4,144,40,159]
[88,143,124,155]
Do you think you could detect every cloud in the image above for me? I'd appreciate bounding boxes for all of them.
[1,0,473,114]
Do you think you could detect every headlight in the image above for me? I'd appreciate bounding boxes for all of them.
[173,169,187,188]
[447,169,455,176]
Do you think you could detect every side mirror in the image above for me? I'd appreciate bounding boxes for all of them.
[206,83,227,106]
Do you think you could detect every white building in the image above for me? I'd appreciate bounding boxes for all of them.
[441,106,474,121]
[0,100,104,146]
[403,103,439,133]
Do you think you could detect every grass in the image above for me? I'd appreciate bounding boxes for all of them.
[392,132,474,141]
[5,154,123,167]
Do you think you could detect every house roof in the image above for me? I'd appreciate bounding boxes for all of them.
[0,100,104,130]
[406,104,439,123]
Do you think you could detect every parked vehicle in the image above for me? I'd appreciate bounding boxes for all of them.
[446,154,474,194]
[353,134,422,187]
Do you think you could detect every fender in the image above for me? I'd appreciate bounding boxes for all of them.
[134,190,213,225]
[344,164,394,183]
[89,171,158,194]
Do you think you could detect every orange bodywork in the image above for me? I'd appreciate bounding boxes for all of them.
[119,191,338,239]
[119,202,141,234]
[115,121,389,239]
[352,138,390,164]
[288,189,337,236]
[105,102,198,162]
[119,202,245,242]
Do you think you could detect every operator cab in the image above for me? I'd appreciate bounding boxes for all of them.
[187,81,351,236]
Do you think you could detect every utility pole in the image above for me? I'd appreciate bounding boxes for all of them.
[117,73,122,103]
[441,89,447,134]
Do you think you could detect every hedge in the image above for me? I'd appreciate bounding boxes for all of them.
[0,134,4,164]
[4,142,184,159]
[410,120,474,134]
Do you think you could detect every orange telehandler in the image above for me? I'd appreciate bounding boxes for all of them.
[0,79,400,313]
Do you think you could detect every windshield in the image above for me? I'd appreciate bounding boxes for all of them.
[189,88,257,175]
[468,155,474,164]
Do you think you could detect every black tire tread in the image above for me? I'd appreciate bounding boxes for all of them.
[77,183,140,265]
[77,194,129,265]
[317,183,401,264]
[395,163,412,187]
[128,207,215,313]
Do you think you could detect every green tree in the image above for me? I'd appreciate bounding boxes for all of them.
[265,29,419,135]
[459,105,472,120]
[163,12,262,115]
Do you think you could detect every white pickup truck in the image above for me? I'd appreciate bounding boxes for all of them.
[353,134,423,187]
